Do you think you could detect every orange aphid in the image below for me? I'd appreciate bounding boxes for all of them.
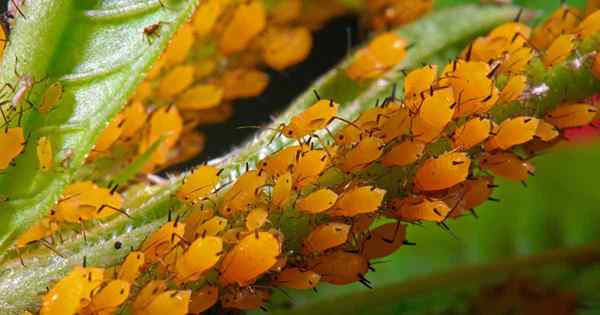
[535,120,559,142]
[480,152,535,182]
[531,5,581,50]
[131,80,152,103]
[282,99,339,139]
[271,171,293,208]
[499,75,527,104]
[191,0,229,38]
[140,219,185,264]
[351,214,376,234]
[336,105,395,145]
[593,52,600,79]
[222,227,247,244]
[145,290,191,315]
[163,23,194,66]
[118,251,144,283]
[259,145,303,177]
[390,196,451,222]
[416,87,455,127]
[94,113,124,153]
[271,0,302,24]
[120,101,145,140]
[132,280,168,314]
[141,106,183,171]
[340,136,385,172]
[39,82,63,114]
[194,59,217,80]
[346,32,407,80]
[0,24,6,60]
[381,139,425,167]
[360,222,407,260]
[404,65,438,110]
[246,207,269,231]
[452,117,492,150]
[41,267,104,315]
[292,149,330,188]
[221,68,269,100]
[0,127,25,170]
[488,21,532,52]
[262,26,312,70]
[36,136,53,171]
[220,0,266,55]
[189,286,219,314]
[53,181,123,222]
[219,231,281,286]
[176,84,223,110]
[302,222,350,253]
[83,279,130,314]
[443,60,499,117]
[577,10,600,37]
[183,207,214,241]
[221,287,271,310]
[156,65,195,99]
[466,36,510,63]
[15,218,58,248]
[175,236,223,283]
[543,34,576,68]
[297,188,338,214]
[194,216,228,237]
[177,165,220,203]
[545,103,597,129]
[492,116,539,150]
[378,107,411,143]
[331,186,386,217]
[415,152,471,191]
[462,177,495,211]
[368,0,433,30]
[308,251,369,285]
[274,267,321,290]
[221,170,266,217]
[499,47,534,75]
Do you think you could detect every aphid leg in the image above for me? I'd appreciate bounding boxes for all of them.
[9,0,26,19]
[40,239,65,258]
[97,204,131,218]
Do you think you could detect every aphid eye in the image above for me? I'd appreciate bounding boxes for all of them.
[287,130,293,135]
[114,241,122,249]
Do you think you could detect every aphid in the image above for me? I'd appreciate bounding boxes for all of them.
[297,188,338,214]
[360,222,407,260]
[380,139,425,167]
[118,251,144,283]
[222,227,247,244]
[156,65,195,99]
[220,170,266,217]
[132,280,168,314]
[346,32,407,80]
[487,21,532,53]
[368,0,433,30]
[498,47,534,75]
[302,222,350,253]
[351,214,376,234]
[442,60,499,117]
[403,65,438,110]
[415,87,455,128]
[219,0,266,55]
[163,23,194,66]
[577,10,600,37]
[452,117,492,150]
[258,145,303,177]
[219,231,281,286]
[461,176,495,212]
[176,84,223,110]
[41,267,104,315]
[191,0,228,37]
[271,171,293,208]
[38,82,63,114]
[35,136,53,171]
[144,290,191,315]
[52,181,124,222]
[273,267,321,290]
[120,101,146,140]
[175,236,222,283]
[140,106,183,171]
[83,279,130,314]
[390,196,451,222]
[414,152,471,192]
[466,35,510,63]
[0,23,6,60]
[308,251,370,285]
[491,116,539,149]
[543,34,575,68]
[594,52,600,79]
[143,21,167,44]
[93,113,124,153]
[221,68,270,100]
[194,216,228,237]
[535,120,560,141]
[0,127,24,170]
[292,149,330,188]
[183,207,214,241]
[480,152,535,182]
[340,136,385,172]
[221,287,271,310]
[140,218,185,264]
[246,207,269,231]
[531,5,581,50]
[377,107,411,143]
[499,75,527,104]
[176,165,220,202]
[545,103,597,129]
[262,26,312,70]
[15,218,58,249]
[336,104,397,146]
[330,186,386,217]
[189,286,219,314]
[271,0,302,24]
[281,99,339,140]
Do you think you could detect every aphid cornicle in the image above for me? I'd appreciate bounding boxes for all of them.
[360,222,407,260]
[297,188,338,214]
[302,222,351,253]
[273,267,321,290]
[414,152,471,192]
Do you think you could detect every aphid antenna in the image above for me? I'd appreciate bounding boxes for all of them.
[8,0,26,19]
[313,89,321,100]
[97,204,132,219]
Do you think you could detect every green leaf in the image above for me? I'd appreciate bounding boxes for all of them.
[0,0,199,256]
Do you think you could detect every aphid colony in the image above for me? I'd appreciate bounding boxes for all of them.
[19,4,600,315]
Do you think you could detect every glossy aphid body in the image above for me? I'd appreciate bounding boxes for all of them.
[41,267,104,315]
[0,127,24,170]
[0,22,6,60]
[404,65,438,110]
[340,136,385,172]
[499,75,527,104]
[302,222,351,253]
[535,120,560,142]
[175,83,223,110]
[118,251,144,283]
[220,0,266,55]
[480,152,535,182]
[577,9,600,37]
[15,218,58,248]
[292,148,330,188]
[140,106,183,172]
[381,139,425,167]
[531,5,581,50]
[346,32,408,80]
[390,195,451,222]
[221,287,271,310]
[543,34,576,68]
[246,207,269,231]
[220,170,266,217]
[360,222,407,260]
[36,136,53,171]
[174,236,222,283]
[38,82,63,114]
[452,117,493,150]
[144,290,191,315]
[297,188,338,214]
[140,218,185,264]
[308,251,370,285]
[81,279,130,315]
[367,0,433,31]
[414,152,471,192]
[93,113,125,154]
[271,171,293,209]
[281,99,339,140]
[331,186,386,217]
[176,165,220,203]
[262,26,312,70]
[132,280,168,314]
[189,286,219,313]
[490,116,539,150]
[194,216,228,237]
[50,181,124,223]
[274,267,321,289]
[221,68,270,100]
[545,103,597,129]
[258,145,302,177]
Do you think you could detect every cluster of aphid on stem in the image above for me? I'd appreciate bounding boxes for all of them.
[22,3,600,314]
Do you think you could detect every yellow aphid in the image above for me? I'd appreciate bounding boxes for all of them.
[94,113,124,153]
[466,36,510,63]
[221,170,266,217]
[543,34,575,68]
[132,281,168,314]
[163,23,194,66]
[41,267,104,315]
[145,290,191,315]
[368,0,433,30]
[118,251,144,283]
[183,207,214,241]
[499,75,527,104]
[480,152,535,182]
[189,286,219,314]
[292,149,330,188]
[157,65,195,99]
[302,222,350,253]
[578,10,600,37]
[588,1,600,15]
[346,32,407,80]
[147,54,166,80]
[282,99,339,139]
[271,0,302,24]
[176,84,223,110]
[390,196,450,222]
[175,236,223,283]
[297,188,338,214]
[545,103,597,129]
[83,280,130,314]
[447,63,499,117]
[452,117,492,150]
[360,222,407,260]
[499,47,534,75]
[194,216,228,237]
[415,152,471,191]
[39,82,63,114]
[0,127,25,170]
[262,26,312,70]
[53,181,123,222]
[341,136,384,172]
[177,165,220,202]
[535,120,559,142]
[404,65,438,110]
[141,106,183,171]
[271,171,293,208]
[331,186,386,217]
[492,116,539,149]
[0,24,6,60]
[15,218,58,248]
[221,68,270,100]
[140,219,185,264]
[191,0,229,37]
[378,107,411,143]
[131,80,152,103]
[259,145,302,177]
[121,101,145,140]
[531,6,581,50]
[336,105,396,145]
[36,136,53,171]
[221,287,271,310]
[220,0,266,55]
[194,59,217,80]
[222,227,247,244]
[246,207,269,231]
[274,268,321,289]
[381,139,425,167]
[219,231,281,285]
[488,21,532,52]
[416,87,455,128]
[308,251,369,285]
